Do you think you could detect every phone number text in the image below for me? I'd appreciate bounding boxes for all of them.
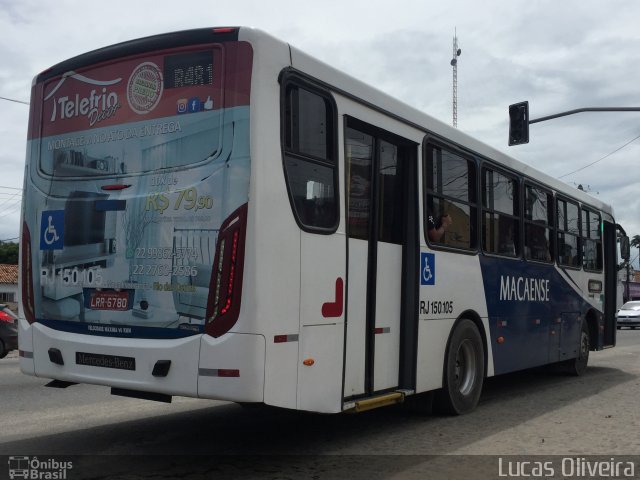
[131,264,198,277]
[135,247,199,260]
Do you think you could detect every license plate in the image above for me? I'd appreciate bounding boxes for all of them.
[85,289,132,311]
[76,352,136,371]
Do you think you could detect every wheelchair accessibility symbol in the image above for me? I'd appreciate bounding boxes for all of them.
[420,252,435,285]
[40,210,64,250]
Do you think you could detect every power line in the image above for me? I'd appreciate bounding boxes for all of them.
[558,131,640,179]
[0,192,21,209]
[0,96,28,105]
[0,198,23,218]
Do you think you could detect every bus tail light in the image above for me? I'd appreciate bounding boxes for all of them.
[212,27,238,34]
[21,222,36,324]
[205,204,248,338]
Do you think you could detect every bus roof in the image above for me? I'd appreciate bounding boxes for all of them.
[238,26,614,217]
[34,27,240,84]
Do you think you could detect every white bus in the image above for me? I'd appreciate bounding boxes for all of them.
[19,27,629,414]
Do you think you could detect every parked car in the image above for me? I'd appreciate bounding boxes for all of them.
[616,301,640,329]
[0,304,18,358]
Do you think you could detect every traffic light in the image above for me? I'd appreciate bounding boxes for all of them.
[508,101,529,146]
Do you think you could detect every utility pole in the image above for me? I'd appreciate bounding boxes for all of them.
[450,29,462,128]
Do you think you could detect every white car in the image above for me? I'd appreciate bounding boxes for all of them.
[616,301,640,329]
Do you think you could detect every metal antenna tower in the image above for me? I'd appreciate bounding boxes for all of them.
[450,29,462,128]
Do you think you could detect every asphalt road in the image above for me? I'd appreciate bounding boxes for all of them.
[0,329,639,479]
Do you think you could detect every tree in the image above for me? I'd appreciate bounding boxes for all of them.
[0,242,18,264]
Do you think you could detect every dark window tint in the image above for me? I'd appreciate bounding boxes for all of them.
[345,125,407,245]
[286,88,331,160]
[346,128,374,241]
[377,140,403,244]
[283,158,336,229]
[424,143,477,250]
[524,185,553,263]
[283,83,337,232]
[582,208,602,271]
[557,198,581,267]
[483,169,517,216]
[426,148,472,203]
[482,168,519,257]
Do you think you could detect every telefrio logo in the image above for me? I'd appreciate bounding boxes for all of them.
[45,72,122,127]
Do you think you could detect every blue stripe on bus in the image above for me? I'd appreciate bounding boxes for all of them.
[479,256,598,375]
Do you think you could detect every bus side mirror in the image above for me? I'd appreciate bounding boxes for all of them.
[508,101,529,146]
[620,235,630,261]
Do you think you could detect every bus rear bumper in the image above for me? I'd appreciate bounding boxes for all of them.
[22,322,265,402]
[197,332,265,402]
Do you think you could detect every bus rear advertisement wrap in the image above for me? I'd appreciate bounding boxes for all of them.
[23,41,253,339]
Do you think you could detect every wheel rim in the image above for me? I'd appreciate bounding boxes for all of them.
[580,331,589,358]
[454,339,477,396]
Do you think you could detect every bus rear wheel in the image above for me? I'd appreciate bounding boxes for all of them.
[435,319,485,415]
[563,319,590,376]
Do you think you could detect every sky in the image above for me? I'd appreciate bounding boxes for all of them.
[0,0,638,265]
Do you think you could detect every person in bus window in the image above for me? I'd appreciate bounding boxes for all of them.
[529,222,551,261]
[428,213,452,243]
[499,223,516,256]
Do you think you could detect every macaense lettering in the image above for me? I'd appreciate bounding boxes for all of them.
[499,275,550,302]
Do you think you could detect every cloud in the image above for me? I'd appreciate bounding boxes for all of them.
[0,0,639,250]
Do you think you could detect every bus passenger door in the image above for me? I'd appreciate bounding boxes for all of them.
[343,120,417,398]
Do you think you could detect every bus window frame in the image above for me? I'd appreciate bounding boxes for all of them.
[422,136,479,255]
[581,206,603,273]
[344,116,416,245]
[555,194,582,270]
[480,162,522,260]
[523,180,555,265]
[279,69,339,235]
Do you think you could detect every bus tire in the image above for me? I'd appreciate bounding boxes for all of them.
[563,319,590,376]
[435,319,484,415]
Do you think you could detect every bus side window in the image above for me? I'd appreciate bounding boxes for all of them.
[424,141,477,250]
[524,184,553,263]
[556,198,581,268]
[482,167,520,257]
[582,208,603,271]
[282,82,338,232]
